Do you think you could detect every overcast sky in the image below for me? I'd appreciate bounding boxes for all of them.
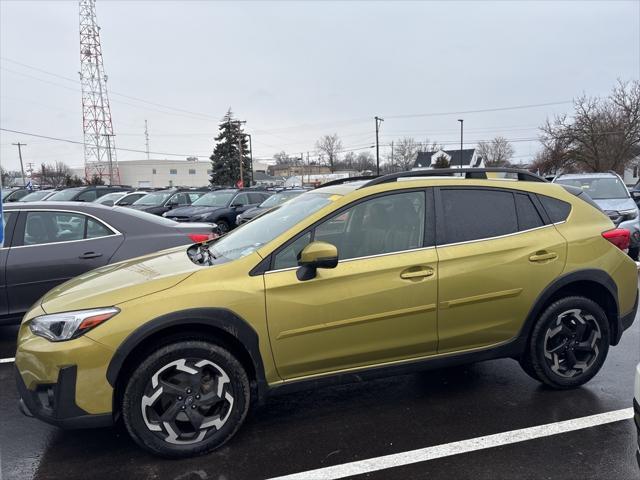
[1,0,639,171]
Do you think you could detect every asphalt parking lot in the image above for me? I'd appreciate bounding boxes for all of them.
[1,292,639,480]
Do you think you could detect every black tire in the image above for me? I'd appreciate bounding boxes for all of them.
[122,340,250,458]
[216,220,230,234]
[628,247,639,261]
[522,296,610,389]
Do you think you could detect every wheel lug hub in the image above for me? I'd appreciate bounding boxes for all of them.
[186,388,192,394]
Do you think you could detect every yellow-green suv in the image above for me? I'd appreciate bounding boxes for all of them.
[15,168,638,457]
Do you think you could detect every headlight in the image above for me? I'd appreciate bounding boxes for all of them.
[620,209,639,221]
[29,307,120,342]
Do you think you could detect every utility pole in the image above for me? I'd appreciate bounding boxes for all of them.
[390,140,394,173]
[307,151,310,185]
[238,137,243,188]
[144,120,150,160]
[12,142,26,186]
[247,134,253,186]
[458,119,464,169]
[375,116,384,175]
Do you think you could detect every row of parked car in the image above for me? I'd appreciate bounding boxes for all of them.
[3,184,309,232]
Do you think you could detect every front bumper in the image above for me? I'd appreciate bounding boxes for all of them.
[16,365,112,429]
[14,323,115,429]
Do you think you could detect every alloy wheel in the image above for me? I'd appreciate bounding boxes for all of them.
[141,358,235,445]
[543,308,602,379]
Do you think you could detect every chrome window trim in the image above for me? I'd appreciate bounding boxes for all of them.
[3,208,122,250]
[263,222,566,274]
[437,221,565,249]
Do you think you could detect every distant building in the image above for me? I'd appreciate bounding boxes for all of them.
[413,148,484,170]
[71,159,211,188]
[253,171,286,187]
[268,164,332,177]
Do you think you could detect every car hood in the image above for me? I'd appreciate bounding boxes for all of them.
[593,198,637,212]
[38,245,200,314]
[166,206,223,217]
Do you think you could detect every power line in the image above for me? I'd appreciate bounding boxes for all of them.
[0,128,206,159]
[383,101,573,119]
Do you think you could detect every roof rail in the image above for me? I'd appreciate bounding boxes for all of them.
[318,175,379,188]
[359,168,546,188]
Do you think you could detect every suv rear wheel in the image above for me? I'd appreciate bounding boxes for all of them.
[521,296,610,389]
[122,340,250,458]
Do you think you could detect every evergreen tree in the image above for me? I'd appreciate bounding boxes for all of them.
[210,109,251,187]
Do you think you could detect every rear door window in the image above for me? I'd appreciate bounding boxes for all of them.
[440,188,517,244]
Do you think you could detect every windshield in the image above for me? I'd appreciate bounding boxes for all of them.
[192,191,234,207]
[47,188,82,201]
[94,192,126,204]
[132,192,172,206]
[260,191,303,208]
[556,177,629,200]
[210,193,334,260]
[18,191,51,202]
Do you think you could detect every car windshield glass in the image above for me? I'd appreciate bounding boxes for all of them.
[556,177,629,199]
[210,193,334,260]
[260,191,302,208]
[47,188,82,201]
[132,192,172,206]
[113,206,179,225]
[95,192,125,203]
[18,191,51,201]
[192,192,234,207]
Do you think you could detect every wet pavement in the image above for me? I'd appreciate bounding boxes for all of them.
[1,304,639,480]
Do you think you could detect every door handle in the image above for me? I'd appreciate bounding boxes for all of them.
[529,251,558,262]
[400,267,435,279]
[79,252,103,259]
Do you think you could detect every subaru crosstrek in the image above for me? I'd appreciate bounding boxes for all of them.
[554,172,640,260]
[15,168,638,457]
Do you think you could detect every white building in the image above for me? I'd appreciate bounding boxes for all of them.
[71,159,211,188]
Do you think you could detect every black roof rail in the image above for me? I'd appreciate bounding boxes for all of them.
[318,175,379,188]
[359,168,546,188]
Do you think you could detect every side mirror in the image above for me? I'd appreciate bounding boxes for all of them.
[102,200,114,207]
[631,191,640,201]
[296,241,339,281]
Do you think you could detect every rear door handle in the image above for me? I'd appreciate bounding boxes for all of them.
[400,267,435,279]
[529,251,557,262]
[79,252,103,259]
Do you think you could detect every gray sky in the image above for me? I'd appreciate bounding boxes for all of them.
[1,0,639,171]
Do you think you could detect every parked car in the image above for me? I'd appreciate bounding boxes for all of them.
[554,172,640,260]
[14,168,638,457]
[635,362,640,466]
[93,191,149,207]
[0,202,218,325]
[236,189,306,226]
[128,188,207,216]
[162,189,272,233]
[17,190,57,202]
[2,188,30,202]
[46,185,131,202]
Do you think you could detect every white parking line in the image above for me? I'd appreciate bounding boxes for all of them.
[0,357,15,364]
[269,408,633,480]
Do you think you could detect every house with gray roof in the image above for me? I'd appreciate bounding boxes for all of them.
[412,148,484,170]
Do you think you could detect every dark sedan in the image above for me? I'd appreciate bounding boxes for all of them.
[162,189,271,233]
[128,188,207,216]
[235,189,306,225]
[0,202,218,324]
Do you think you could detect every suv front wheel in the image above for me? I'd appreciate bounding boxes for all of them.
[122,340,250,458]
[521,296,610,389]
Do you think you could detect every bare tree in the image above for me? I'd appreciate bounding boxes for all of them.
[476,136,515,166]
[540,79,640,173]
[40,161,73,187]
[315,134,342,172]
[394,137,422,171]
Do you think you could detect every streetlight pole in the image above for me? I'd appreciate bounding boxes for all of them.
[457,119,464,169]
[375,116,384,175]
[246,134,253,187]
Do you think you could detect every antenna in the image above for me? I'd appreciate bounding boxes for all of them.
[79,0,119,185]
